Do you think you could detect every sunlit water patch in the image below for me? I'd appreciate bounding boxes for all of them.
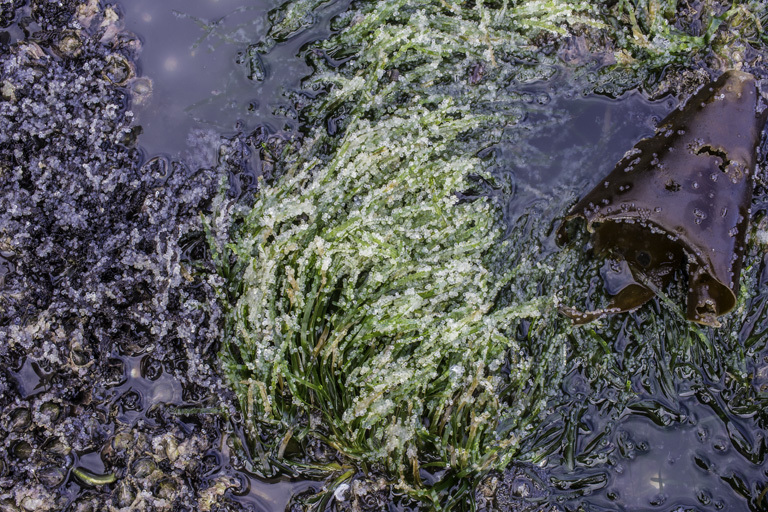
[528,382,768,511]
[592,404,761,510]
[119,0,350,157]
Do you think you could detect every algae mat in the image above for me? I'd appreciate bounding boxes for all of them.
[215,0,768,508]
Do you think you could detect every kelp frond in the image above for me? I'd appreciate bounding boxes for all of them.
[215,0,768,507]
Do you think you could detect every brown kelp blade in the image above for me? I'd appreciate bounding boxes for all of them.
[559,70,768,327]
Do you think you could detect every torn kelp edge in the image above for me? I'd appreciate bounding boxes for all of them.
[558,70,768,327]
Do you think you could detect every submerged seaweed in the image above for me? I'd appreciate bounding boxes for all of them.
[559,70,768,327]
[219,0,768,508]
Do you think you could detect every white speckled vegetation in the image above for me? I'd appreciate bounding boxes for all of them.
[216,0,768,503]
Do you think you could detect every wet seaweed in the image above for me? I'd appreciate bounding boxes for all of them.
[559,70,768,327]
[3,0,767,510]
[218,0,768,508]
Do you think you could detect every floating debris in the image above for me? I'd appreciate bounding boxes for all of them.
[559,70,768,327]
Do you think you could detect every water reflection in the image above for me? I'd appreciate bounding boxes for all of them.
[120,0,348,157]
[551,396,767,510]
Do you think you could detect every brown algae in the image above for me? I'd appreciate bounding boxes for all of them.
[559,70,768,327]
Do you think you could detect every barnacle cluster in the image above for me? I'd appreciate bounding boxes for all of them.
[0,1,242,510]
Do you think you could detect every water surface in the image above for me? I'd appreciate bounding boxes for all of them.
[121,0,348,157]
[113,1,768,510]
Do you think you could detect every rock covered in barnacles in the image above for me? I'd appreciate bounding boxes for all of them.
[559,70,768,327]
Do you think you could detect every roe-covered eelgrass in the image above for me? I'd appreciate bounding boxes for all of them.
[214,0,768,506]
[609,0,768,68]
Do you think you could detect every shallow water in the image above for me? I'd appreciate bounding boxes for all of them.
[7,0,765,509]
[595,405,758,509]
[120,0,349,157]
[120,1,768,509]
[540,387,768,510]
[491,86,670,222]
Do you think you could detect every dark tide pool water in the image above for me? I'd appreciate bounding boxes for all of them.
[120,0,349,158]
[96,1,768,510]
